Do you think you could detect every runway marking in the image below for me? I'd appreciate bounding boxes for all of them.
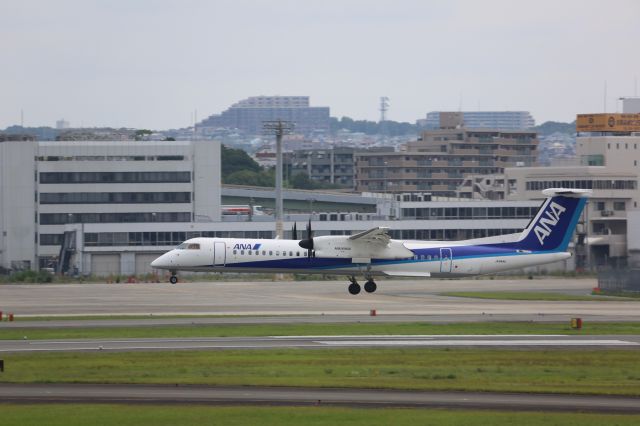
[315,339,640,347]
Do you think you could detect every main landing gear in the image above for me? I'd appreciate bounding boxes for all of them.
[169,271,178,285]
[347,276,377,295]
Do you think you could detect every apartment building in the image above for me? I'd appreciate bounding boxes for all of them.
[356,126,538,197]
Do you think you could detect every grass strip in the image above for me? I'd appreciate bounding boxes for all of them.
[440,291,633,301]
[2,321,640,341]
[2,348,640,396]
[1,404,639,426]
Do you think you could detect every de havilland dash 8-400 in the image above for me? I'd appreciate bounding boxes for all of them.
[151,188,589,294]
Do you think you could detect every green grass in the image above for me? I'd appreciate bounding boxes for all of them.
[1,404,638,426]
[2,348,640,395]
[441,291,633,301]
[3,321,640,341]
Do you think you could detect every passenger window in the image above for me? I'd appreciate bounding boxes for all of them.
[427,255,431,260]
[233,250,237,255]
[276,251,280,256]
[269,251,273,255]
[289,251,293,256]
[420,255,425,260]
[296,251,300,256]
[241,250,245,255]
[256,251,260,256]
[262,250,266,255]
[434,255,439,260]
[248,250,252,255]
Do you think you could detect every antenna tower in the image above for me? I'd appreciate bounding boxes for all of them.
[379,97,389,122]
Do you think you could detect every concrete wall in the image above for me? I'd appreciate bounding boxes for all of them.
[0,141,37,270]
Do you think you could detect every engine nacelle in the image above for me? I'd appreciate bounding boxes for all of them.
[312,236,413,260]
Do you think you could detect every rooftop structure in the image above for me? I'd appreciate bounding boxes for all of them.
[422,111,535,130]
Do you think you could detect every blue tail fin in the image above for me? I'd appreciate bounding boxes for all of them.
[516,189,589,252]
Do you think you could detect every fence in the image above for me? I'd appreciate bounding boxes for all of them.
[597,269,640,293]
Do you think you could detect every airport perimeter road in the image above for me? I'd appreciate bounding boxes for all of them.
[1,278,640,320]
[1,334,639,353]
[1,384,639,413]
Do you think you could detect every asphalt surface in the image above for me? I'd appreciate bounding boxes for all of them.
[1,384,639,413]
[1,334,639,353]
[1,278,639,321]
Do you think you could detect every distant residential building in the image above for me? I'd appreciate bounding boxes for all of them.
[421,111,535,130]
[56,119,70,129]
[288,147,358,188]
[199,96,331,135]
[356,128,538,197]
[56,128,137,141]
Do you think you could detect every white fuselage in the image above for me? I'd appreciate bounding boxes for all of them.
[150,236,570,278]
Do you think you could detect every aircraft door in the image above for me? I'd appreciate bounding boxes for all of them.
[439,248,452,273]
[214,242,226,266]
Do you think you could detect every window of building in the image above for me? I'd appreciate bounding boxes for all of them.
[595,201,606,211]
[613,201,626,211]
[39,171,191,184]
[39,192,191,204]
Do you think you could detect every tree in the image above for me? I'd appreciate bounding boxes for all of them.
[134,129,153,140]
[290,172,316,190]
[221,145,262,179]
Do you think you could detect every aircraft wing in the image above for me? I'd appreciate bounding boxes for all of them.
[348,227,391,245]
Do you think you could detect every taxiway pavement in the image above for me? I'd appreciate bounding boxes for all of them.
[1,278,639,322]
[1,334,639,353]
[1,383,639,413]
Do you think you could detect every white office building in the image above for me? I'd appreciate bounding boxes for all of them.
[0,139,221,273]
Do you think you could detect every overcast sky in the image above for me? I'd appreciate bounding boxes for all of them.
[1,0,639,130]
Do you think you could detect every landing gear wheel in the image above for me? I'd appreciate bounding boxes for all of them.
[364,280,377,293]
[169,275,178,285]
[348,282,361,295]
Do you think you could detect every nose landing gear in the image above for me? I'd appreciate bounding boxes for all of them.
[169,272,178,285]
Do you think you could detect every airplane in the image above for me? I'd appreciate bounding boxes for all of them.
[151,188,590,294]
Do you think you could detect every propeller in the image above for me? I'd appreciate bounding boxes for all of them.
[298,218,314,259]
[292,222,297,240]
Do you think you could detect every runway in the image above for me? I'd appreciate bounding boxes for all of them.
[1,334,639,353]
[1,278,639,321]
[1,383,639,413]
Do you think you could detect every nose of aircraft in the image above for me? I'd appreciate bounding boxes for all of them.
[151,252,171,269]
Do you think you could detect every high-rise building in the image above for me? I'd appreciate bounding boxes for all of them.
[199,96,331,135]
[421,111,535,130]
[56,119,70,129]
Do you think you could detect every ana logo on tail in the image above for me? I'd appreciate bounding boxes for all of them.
[533,201,566,246]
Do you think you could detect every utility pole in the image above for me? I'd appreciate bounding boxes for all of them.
[263,120,294,239]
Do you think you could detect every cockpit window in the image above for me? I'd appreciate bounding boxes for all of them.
[176,243,200,250]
